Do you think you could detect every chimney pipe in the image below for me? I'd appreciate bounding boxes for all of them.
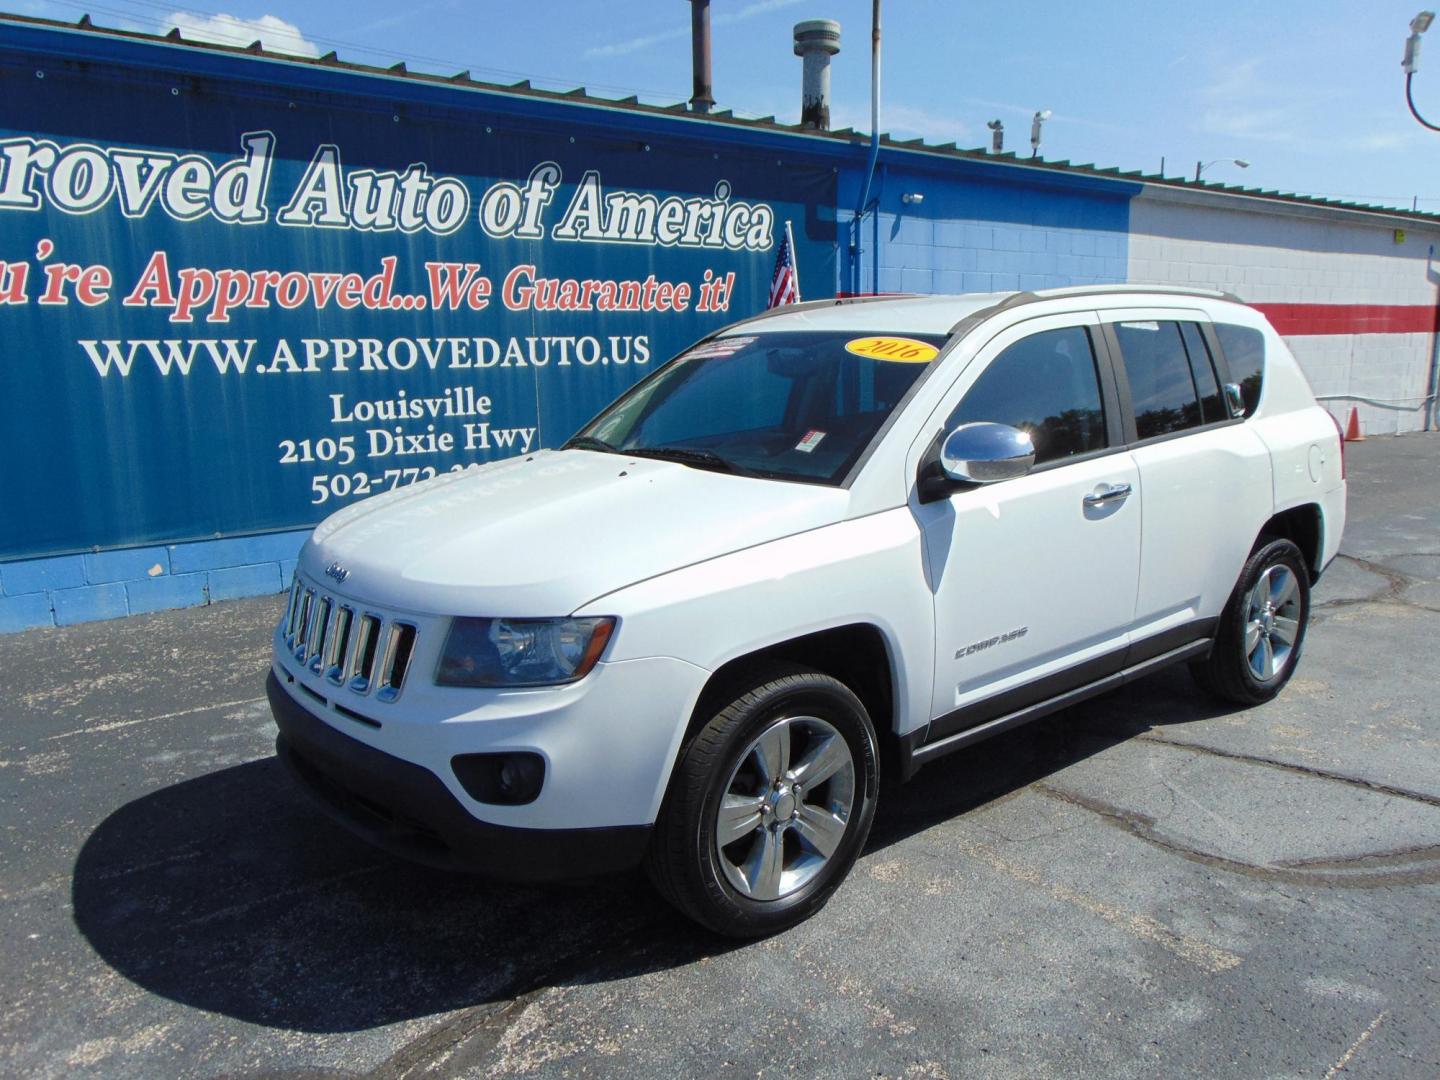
[689,0,714,114]
[793,19,841,130]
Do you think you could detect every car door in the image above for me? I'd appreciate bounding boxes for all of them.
[1100,310,1273,658]
[909,312,1142,742]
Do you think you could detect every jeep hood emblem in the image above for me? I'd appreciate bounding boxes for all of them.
[324,561,350,584]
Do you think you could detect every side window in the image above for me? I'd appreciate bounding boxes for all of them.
[1113,321,1202,439]
[1213,323,1266,416]
[947,326,1107,466]
[1179,322,1226,423]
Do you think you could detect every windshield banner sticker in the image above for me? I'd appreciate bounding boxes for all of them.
[843,337,940,363]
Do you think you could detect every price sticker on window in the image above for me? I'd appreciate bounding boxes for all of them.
[683,336,756,359]
[844,336,939,363]
[795,430,827,453]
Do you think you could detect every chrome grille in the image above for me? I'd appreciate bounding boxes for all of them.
[282,577,416,700]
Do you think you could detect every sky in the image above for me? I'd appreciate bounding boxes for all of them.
[10,0,1440,212]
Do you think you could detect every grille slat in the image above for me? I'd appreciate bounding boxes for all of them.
[293,589,315,661]
[342,609,367,687]
[349,614,383,693]
[280,575,417,701]
[284,581,302,640]
[376,622,417,703]
[306,595,329,669]
[326,606,354,683]
[313,598,334,672]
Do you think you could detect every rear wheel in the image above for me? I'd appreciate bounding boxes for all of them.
[1190,538,1310,705]
[646,668,879,937]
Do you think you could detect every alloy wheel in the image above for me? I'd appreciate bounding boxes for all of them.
[714,715,856,901]
[1245,564,1302,682]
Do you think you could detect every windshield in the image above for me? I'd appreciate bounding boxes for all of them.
[568,330,945,485]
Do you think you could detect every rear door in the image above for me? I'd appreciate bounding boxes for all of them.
[1100,310,1272,656]
[910,312,1142,737]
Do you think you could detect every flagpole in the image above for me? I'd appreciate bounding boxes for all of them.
[785,219,800,302]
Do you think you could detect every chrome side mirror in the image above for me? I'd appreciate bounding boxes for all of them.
[940,422,1035,484]
[1223,382,1246,418]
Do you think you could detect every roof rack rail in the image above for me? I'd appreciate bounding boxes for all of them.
[942,283,1246,333]
[1026,283,1246,304]
[721,293,919,331]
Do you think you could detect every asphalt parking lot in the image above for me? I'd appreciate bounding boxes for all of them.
[3,434,1439,1079]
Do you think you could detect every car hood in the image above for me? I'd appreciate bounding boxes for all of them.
[299,449,851,615]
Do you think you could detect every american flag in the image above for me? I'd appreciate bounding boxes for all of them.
[767,220,800,308]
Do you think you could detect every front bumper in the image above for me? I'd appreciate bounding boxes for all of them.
[269,672,652,880]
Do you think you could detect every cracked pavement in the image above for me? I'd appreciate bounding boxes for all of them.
[2,435,1438,1078]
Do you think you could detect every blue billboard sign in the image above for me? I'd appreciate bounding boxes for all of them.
[0,45,836,559]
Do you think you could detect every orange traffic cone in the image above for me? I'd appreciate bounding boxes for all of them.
[1344,407,1366,442]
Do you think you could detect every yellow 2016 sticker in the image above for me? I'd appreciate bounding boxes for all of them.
[844,336,939,363]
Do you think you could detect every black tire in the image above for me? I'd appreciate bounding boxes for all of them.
[1190,538,1311,706]
[646,666,879,938]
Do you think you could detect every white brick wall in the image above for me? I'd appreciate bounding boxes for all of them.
[1285,333,1436,435]
[1128,191,1440,434]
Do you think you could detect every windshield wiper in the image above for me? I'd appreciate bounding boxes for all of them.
[563,435,617,453]
[626,446,753,476]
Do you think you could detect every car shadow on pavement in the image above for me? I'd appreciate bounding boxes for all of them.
[70,753,738,1034]
[70,667,1233,1034]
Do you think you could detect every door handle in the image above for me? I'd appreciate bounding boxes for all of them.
[1083,482,1132,507]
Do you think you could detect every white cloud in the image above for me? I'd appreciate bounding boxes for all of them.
[161,12,321,57]
[1200,105,1298,143]
[827,101,974,142]
[584,25,686,60]
[716,0,805,23]
[1199,57,1264,103]
[586,0,803,59]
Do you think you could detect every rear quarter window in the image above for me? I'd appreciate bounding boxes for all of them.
[1213,324,1266,415]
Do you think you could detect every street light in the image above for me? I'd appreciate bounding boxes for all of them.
[1403,10,1440,131]
[1195,158,1250,181]
[1030,109,1051,158]
[1404,10,1434,73]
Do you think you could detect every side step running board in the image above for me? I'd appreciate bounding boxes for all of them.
[906,638,1213,774]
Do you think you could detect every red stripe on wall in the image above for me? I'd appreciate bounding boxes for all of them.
[1247,303,1439,336]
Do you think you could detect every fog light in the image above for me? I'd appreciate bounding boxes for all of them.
[452,752,545,805]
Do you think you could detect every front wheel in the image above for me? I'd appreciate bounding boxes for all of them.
[646,668,879,937]
[1190,538,1311,705]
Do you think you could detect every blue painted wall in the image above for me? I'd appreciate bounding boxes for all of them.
[836,155,1135,297]
[0,530,306,631]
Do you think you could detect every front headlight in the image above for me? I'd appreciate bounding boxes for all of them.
[435,616,616,688]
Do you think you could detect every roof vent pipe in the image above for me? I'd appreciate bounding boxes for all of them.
[794,19,841,130]
[688,0,714,114]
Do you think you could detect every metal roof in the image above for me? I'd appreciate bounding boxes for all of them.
[4,11,1438,226]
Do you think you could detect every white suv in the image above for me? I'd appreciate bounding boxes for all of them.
[268,286,1346,936]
